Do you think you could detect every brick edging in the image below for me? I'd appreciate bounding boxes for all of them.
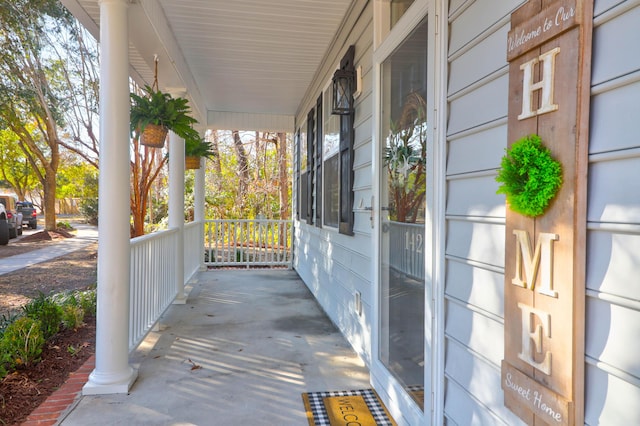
[21,355,95,426]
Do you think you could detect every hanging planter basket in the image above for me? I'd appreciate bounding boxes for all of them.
[141,123,169,148]
[185,155,201,170]
[495,134,563,218]
[184,137,214,169]
[131,56,198,149]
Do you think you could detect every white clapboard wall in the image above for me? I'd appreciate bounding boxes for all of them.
[293,2,376,365]
[585,1,640,425]
[444,0,527,424]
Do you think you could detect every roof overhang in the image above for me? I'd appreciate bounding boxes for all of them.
[61,0,355,133]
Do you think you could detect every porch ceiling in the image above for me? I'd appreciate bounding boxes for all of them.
[62,0,354,132]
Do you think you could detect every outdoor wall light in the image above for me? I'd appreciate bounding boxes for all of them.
[331,68,354,115]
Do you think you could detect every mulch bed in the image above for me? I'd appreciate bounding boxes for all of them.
[0,316,96,425]
[0,228,97,424]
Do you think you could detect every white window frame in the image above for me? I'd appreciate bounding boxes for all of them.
[322,79,341,230]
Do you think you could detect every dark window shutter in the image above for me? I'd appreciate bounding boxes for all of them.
[338,46,355,236]
[306,109,315,224]
[295,129,300,220]
[300,172,308,222]
[315,94,323,227]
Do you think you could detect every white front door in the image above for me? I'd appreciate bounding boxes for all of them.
[376,12,431,421]
[372,2,446,423]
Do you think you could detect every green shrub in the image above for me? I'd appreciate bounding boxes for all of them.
[51,287,96,321]
[22,293,62,339]
[1,317,45,368]
[0,288,97,378]
[76,288,97,316]
[61,305,85,330]
[56,221,74,230]
[80,198,99,225]
[0,350,10,379]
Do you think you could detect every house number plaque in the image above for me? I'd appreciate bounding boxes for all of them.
[502,0,593,425]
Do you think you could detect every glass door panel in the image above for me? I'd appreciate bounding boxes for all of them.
[379,17,428,410]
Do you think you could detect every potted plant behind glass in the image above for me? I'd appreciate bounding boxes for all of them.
[130,85,200,148]
[383,91,427,223]
[185,137,216,169]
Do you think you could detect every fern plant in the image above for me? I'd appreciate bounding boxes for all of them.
[185,137,215,158]
[130,85,200,142]
[496,134,562,217]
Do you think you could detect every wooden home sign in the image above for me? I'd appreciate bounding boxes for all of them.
[501,0,593,425]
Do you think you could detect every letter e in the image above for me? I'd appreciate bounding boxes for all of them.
[517,302,552,375]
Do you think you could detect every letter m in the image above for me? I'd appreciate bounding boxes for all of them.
[512,230,559,298]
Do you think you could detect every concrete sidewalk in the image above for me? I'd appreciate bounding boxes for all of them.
[0,224,98,276]
[60,269,371,425]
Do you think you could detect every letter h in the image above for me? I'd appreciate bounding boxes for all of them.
[518,47,561,120]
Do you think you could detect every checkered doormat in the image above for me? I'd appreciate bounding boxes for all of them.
[301,389,396,426]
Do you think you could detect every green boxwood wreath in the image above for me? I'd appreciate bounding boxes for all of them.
[496,134,562,217]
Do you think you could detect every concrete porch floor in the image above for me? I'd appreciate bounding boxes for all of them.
[60,269,371,425]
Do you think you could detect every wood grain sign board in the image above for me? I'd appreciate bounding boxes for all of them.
[501,1,593,425]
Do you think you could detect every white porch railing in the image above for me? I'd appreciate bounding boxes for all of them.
[204,219,293,268]
[128,219,291,353]
[129,228,179,352]
[184,221,202,281]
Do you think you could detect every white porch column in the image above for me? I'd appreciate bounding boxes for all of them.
[194,156,206,271]
[84,0,137,395]
[168,113,187,303]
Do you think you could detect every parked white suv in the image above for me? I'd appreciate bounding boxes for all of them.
[0,195,23,239]
[0,203,9,245]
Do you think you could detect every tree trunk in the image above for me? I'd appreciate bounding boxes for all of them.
[14,185,26,201]
[232,130,250,209]
[130,136,166,237]
[277,132,289,220]
[255,131,263,181]
[210,130,222,175]
[43,167,57,231]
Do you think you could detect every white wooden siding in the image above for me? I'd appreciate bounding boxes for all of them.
[447,173,506,218]
[446,220,505,267]
[293,1,375,365]
[448,0,520,54]
[591,4,640,86]
[444,0,525,424]
[587,298,640,377]
[445,379,509,426]
[445,338,524,426]
[585,364,640,425]
[445,300,503,366]
[590,81,640,154]
[586,1,640,425]
[588,157,640,222]
[447,122,508,175]
[587,230,640,299]
[448,23,510,95]
[446,259,504,317]
[447,73,509,135]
